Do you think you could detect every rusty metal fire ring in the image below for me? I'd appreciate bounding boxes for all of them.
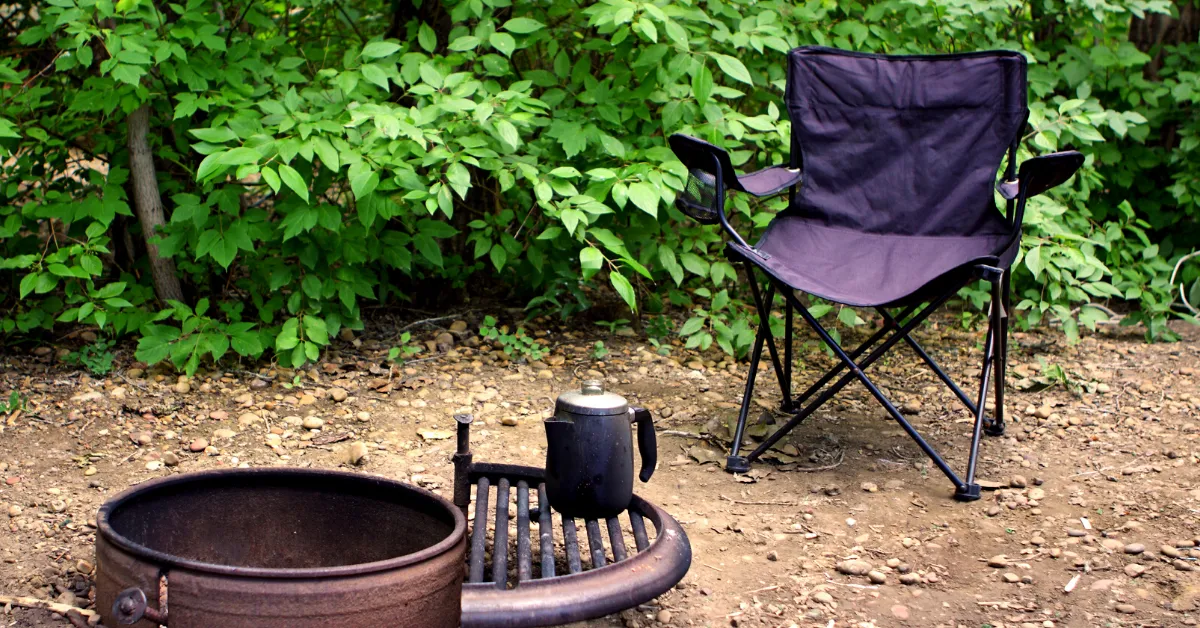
[95,467,467,627]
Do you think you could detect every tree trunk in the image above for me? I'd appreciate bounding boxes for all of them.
[126,104,184,304]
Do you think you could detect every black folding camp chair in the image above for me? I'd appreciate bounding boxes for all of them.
[667,46,1084,501]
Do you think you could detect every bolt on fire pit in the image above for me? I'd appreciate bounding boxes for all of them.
[453,414,692,628]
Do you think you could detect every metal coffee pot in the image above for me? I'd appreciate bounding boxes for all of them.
[543,381,657,519]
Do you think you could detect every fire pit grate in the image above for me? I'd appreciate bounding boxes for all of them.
[453,416,692,628]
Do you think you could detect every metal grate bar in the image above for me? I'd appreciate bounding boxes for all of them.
[562,517,582,574]
[606,517,628,562]
[585,519,607,568]
[492,478,510,589]
[537,484,555,578]
[516,481,532,583]
[468,477,490,583]
[630,512,649,552]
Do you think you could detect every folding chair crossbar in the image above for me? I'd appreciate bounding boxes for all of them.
[878,308,980,417]
[728,266,1007,501]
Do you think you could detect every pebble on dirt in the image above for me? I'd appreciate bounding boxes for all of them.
[329,387,349,402]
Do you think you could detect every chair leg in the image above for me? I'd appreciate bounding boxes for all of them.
[727,325,765,474]
[985,271,1009,437]
[782,298,795,413]
[960,303,997,501]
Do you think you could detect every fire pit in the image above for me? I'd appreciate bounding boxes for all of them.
[95,468,465,627]
[453,414,692,627]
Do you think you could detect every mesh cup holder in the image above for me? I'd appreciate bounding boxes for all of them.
[675,169,721,225]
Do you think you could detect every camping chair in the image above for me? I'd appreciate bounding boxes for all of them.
[666,46,1083,501]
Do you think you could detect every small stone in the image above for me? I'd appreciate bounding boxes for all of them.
[812,591,833,605]
[345,442,368,466]
[174,381,191,394]
[450,320,469,334]
[823,485,841,496]
[1124,564,1146,578]
[210,410,230,421]
[988,555,1008,568]
[886,558,901,568]
[419,429,453,441]
[924,572,939,583]
[767,550,779,562]
[1067,529,1087,537]
[1115,603,1136,614]
[238,412,262,426]
[1009,475,1027,488]
[76,559,93,574]
[1101,538,1124,551]
[130,431,153,446]
[986,505,1001,517]
[1034,405,1053,419]
[84,466,97,476]
[1162,545,1183,558]
[890,605,909,620]
[900,400,921,415]
[213,428,237,440]
[1124,543,1145,555]
[145,460,163,471]
[329,388,348,402]
[899,573,920,585]
[162,452,180,467]
[500,416,519,427]
[860,482,878,493]
[835,559,872,576]
[356,412,370,422]
[1028,487,1045,501]
[1002,572,1020,583]
[655,609,672,625]
[302,417,325,430]
[8,504,22,517]
[299,394,316,405]
[127,368,145,378]
[189,438,208,452]
[250,378,270,390]
[868,570,887,584]
[537,369,554,380]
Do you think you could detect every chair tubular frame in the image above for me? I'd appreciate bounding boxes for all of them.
[693,138,1039,501]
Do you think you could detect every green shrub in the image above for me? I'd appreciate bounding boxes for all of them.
[0,0,1196,375]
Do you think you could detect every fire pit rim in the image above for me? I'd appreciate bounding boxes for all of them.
[97,466,466,579]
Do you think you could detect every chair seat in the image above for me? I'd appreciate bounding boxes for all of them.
[728,216,1018,307]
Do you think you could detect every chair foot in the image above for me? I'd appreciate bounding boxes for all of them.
[983,420,1005,437]
[725,456,751,474]
[953,483,982,502]
[780,399,798,414]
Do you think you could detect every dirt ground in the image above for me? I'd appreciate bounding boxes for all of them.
[0,314,1198,628]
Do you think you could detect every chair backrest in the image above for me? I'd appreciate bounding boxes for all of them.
[785,46,1028,237]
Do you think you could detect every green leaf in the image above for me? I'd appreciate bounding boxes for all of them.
[362,41,402,59]
[449,36,480,51]
[680,252,709,276]
[489,244,507,271]
[693,64,713,107]
[658,247,684,286]
[361,63,390,90]
[610,271,637,313]
[349,162,379,199]
[494,120,520,149]
[710,53,752,85]
[504,18,545,33]
[680,316,705,336]
[19,272,38,299]
[311,137,340,172]
[190,127,238,143]
[277,164,309,202]
[261,166,281,193]
[414,233,443,267]
[218,147,260,166]
[1025,246,1044,277]
[580,246,603,271]
[418,24,437,52]
[489,33,517,57]
[628,182,659,217]
[304,316,329,345]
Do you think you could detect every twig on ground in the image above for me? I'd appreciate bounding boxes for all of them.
[822,576,878,590]
[660,430,703,438]
[720,495,795,507]
[784,449,845,472]
[0,594,100,623]
[398,314,461,333]
[743,584,780,595]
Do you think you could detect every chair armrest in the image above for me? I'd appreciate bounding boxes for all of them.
[996,151,1085,200]
[737,166,802,198]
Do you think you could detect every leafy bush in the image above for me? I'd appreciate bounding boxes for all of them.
[0,0,1196,374]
